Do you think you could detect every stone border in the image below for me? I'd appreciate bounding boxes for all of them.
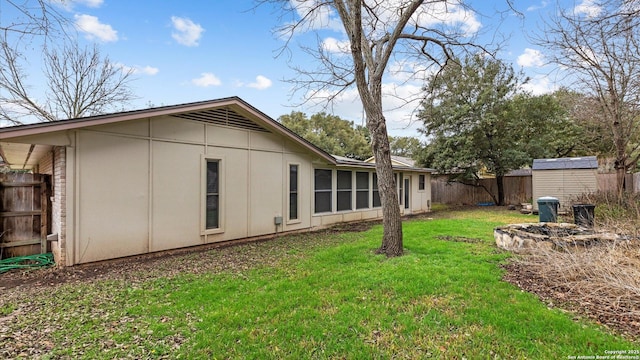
[495,223,621,253]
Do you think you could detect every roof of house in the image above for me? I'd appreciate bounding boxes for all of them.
[0,97,433,173]
[333,154,431,172]
[363,154,427,170]
[532,156,598,170]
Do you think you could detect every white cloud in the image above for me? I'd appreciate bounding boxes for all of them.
[527,1,548,12]
[171,16,204,47]
[75,0,103,7]
[521,76,556,95]
[574,0,602,18]
[412,2,482,37]
[74,14,118,42]
[517,48,545,67]
[288,0,480,37]
[117,63,159,76]
[289,1,344,32]
[192,73,221,87]
[247,75,272,90]
[321,37,350,54]
[50,0,103,10]
[138,66,159,76]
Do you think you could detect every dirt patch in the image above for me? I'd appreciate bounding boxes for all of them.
[436,235,483,243]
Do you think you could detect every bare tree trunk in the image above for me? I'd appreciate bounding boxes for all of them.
[496,175,505,206]
[369,112,403,256]
[342,0,405,257]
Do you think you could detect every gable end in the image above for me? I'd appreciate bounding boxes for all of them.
[172,107,269,132]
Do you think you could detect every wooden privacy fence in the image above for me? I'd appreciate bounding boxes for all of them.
[431,176,532,205]
[0,173,51,259]
[432,173,639,206]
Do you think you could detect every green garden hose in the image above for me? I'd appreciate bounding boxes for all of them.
[0,253,55,274]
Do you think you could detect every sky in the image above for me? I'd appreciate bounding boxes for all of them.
[1,0,600,137]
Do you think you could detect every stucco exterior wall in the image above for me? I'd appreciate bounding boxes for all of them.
[26,115,431,266]
[65,116,316,265]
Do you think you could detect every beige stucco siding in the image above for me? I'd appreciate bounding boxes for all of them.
[76,131,150,263]
[206,146,249,241]
[67,116,317,264]
[151,141,203,252]
[249,151,284,236]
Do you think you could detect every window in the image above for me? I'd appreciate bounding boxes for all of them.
[372,173,381,208]
[206,160,219,229]
[419,174,426,190]
[314,169,332,213]
[337,170,352,211]
[356,172,369,209]
[289,165,299,220]
[404,178,410,209]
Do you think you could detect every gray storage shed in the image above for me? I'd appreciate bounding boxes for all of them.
[532,156,598,211]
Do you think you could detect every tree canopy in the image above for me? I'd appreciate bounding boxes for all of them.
[279,111,371,160]
[388,136,422,158]
[418,54,571,205]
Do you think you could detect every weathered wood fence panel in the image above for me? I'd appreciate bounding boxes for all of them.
[432,172,639,205]
[431,176,532,205]
[0,173,51,259]
[597,173,637,193]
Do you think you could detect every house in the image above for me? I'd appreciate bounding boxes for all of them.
[532,156,598,211]
[0,97,432,266]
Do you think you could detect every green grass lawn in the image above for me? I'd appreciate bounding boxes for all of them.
[2,208,637,359]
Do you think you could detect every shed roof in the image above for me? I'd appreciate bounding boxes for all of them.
[532,156,598,170]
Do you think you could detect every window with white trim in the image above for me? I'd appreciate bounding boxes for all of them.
[206,160,220,229]
[314,169,332,213]
[289,164,299,220]
[356,171,369,209]
[419,174,426,190]
[337,170,352,211]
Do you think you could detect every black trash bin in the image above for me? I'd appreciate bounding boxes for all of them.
[537,196,559,223]
[572,204,595,228]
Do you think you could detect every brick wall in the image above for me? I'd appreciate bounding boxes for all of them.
[52,147,66,265]
[37,147,66,265]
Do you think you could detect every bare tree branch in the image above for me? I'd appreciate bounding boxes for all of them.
[534,0,640,193]
[262,0,512,257]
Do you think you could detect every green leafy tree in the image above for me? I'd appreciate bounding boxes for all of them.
[279,111,371,160]
[388,136,422,158]
[510,92,586,159]
[419,54,568,205]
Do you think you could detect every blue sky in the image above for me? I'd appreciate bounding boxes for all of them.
[2,0,600,137]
